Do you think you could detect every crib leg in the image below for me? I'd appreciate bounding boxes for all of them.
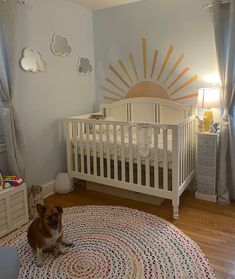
[172,197,179,219]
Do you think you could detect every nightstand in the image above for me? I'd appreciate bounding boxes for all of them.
[195,132,219,202]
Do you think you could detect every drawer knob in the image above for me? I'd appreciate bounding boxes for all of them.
[204,150,208,153]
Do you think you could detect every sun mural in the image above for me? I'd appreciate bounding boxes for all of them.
[100,38,198,103]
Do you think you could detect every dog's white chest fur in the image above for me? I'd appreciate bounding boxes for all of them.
[44,229,62,248]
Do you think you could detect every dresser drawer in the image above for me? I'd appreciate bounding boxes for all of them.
[198,166,215,176]
[198,135,216,147]
[197,184,216,195]
[198,175,215,186]
[198,156,215,167]
[197,146,215,157]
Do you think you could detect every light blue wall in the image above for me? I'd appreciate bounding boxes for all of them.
[0,0,96,184]
[93,0,218,107]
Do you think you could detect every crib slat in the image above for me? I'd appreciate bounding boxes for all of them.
[72,122,78,172]
[121,125,125,182]
[188,122,190,175]
[137,127,141,185]
[154,127,159,189]
[192,121,195,171]
[145,157,150,187]
[163,128,168,191]
[183,125,186,182]
[180,126,183,184]
[99,124,104,177]
[129,126,133,183]
[106,124,111,179]
[186,122,189,177]
[188,122,191,174]
[86,123,91,175]
[92,124,97,176]
[190,121,193,173]
[80,122,84,173]
[113,125,118,180]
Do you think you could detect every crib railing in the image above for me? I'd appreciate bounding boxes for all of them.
[65,115,195,199]
[178,116,196,194]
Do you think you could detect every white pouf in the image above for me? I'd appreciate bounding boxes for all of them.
[55,173,73,194]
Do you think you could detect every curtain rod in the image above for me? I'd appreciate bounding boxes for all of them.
[204,0,230,9]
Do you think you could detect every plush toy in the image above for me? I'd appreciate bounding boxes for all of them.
[210,121,220,133]
[3,175,24,187]
[28,185,44,220]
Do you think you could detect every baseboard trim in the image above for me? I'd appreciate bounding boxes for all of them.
[41,180,55,198]
[195,191,217,202]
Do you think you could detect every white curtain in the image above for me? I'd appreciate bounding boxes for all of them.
[212,0,235,203]
[0,31,25,176]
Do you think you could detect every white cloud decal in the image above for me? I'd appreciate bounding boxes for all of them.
[77,57,93,75]
[51,34,72,56]
[20,48,46,73]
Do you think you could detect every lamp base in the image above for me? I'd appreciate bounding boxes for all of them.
[203,109,213,132]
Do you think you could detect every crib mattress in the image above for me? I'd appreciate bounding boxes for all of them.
[72,131,173,166]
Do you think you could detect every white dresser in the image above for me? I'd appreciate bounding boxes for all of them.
[195,132,219,202]
[0,183,29,238]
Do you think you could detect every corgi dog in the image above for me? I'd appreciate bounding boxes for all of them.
[27,203,69,267]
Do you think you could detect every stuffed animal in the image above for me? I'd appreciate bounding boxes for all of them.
[210,121,220,133]
[28,185,44,220]
[3,175,24,187]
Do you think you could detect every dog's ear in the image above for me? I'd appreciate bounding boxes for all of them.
[55,206,63,214]
[36,203,47,216]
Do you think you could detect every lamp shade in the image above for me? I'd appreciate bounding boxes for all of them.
[197,87,220,108]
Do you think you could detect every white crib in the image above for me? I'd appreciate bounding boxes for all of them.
[64,97,196,219]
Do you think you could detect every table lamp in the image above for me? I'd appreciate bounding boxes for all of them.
[197,87,220,132]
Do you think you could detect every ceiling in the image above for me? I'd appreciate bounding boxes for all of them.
[71,0,143,10]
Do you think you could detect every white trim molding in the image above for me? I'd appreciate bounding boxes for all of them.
[41,180,55,198]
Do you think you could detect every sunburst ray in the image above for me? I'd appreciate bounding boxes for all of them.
[105,78,127,95]
[142,38,147,79]
[118,60,133,84]
[163,53,184,85]
[103,96,120,101]
[157,45,174,81]
[173,92,198,101]
[100,85,124,98]
[101,38,198,103]
[129,52,139,81]
[109,64,130,88]
[167,67,190,89]
[170,75,198,95]
[150,50,158,78]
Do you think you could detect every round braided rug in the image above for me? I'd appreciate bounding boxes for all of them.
[0,206,215,279]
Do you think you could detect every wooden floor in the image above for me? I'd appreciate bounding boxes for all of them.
[45,186,235,279]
